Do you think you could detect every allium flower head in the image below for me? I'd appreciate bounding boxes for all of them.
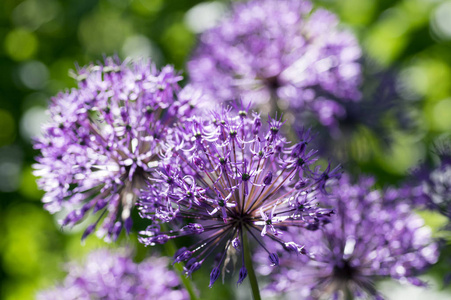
[37,249,188,300]
[259,175,438,299]
[33,57,196,241]
[188,0,361,122]
[138,107,339,286]
[409,142,451,220]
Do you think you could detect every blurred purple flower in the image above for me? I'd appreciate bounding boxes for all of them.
[33,57,197,241]
[37,248,188,300]
[188,0,361,124]
[137,107,339,287]
[258,175,438,299]
[408,142,451,221]
[301,69,410,162]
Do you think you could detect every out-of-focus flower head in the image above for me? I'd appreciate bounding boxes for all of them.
[188,0,362,123]
[304,69,409,162]
[258,174,438,299]
[137,107,340,287]
[37,248,188,300]
[33,56,197,241]
[409,141,451,221]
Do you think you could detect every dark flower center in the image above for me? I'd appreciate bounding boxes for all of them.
[297,158,305,166]
[146,106,154,114]
[264,76,281,91]
[333,259,356,281]
[242,173,251,181]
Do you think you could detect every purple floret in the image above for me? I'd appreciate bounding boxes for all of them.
[37,248,188,300]
[137,107,339,287]
[408,142,451,221]
[33,57,197,241]
[258,175,438,299]
[188,0,361,126]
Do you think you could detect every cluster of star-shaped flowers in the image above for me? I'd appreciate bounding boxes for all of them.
[258,174,438,299]
[33,57,197,241]
[188,0,361,126]
[137,106,340,287]
[37,248,187,300]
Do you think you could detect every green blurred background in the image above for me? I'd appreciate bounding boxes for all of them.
[1,0,451,299]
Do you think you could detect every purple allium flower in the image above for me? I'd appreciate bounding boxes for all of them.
[258,174,438,299]
[33,57,196,241]
[37,248,188,300]
[408,142,451,220]
[137,107,339,286]
[188,0,361,123]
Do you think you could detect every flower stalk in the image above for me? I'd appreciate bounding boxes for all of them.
[243,231,261,300]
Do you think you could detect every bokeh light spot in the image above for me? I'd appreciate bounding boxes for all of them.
[339,0,376,25]
[78,10,133,55]
[431,1,451,40]
[121,35,163,63]
[377,133,425,174]
[131,0,163,16]
[19,60,49,90]
[433,98,451,130]
[364,8,410,65]
[4,28,38,61]
[184,2,226,33]
[12,0,60,31]
[20,106,48,140]
[398,66,429,100]
[161,22,194,66]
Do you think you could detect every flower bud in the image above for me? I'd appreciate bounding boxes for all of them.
[263,172,273,186]
[209,267,221,288]
[237,266,248,285]
[269,253,279,266]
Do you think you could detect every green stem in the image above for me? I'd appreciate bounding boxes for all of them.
[161,226,198,300]
[343,286,353,300]
[243,231,261,300]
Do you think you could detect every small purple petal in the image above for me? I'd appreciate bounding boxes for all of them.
[209,267,221,288]
[237,266,248,286]
[269,253,279,266]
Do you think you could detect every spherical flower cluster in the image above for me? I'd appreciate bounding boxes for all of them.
[188,0,361,125]
[137,107,340,287]
[258,175,438,299]
[37,249,188,300]
[33,57,196,241]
